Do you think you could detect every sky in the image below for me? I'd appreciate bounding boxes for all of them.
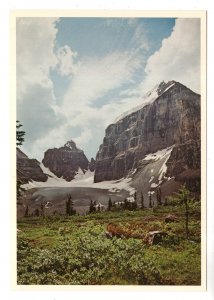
[16,17,201,161]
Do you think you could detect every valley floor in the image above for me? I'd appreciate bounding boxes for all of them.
[17,204,201,286]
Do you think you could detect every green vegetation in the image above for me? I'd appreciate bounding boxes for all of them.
[16,120,25,202]
[17,192,201,285]
[16,120,25,147]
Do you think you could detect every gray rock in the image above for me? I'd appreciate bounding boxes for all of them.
[165,214,179,223]
[94,81,200,194]
[145,231,168,245]
[42,139,89,181]
[17,148,48,184]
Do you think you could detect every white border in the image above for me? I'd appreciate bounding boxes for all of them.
[0,1,213,300]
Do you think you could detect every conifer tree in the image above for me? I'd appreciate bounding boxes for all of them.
[66,194,76,215]
[16,120,26,201]
[16,121,25,147]
[108,197,112,211]
[173,185,190,239]
[40,203,44,217]
[89,199,95,213]
[24,205,29,217]
[124,198,128,210]
[141,192,144,209]
[156,187,162,205]
[148,191,152,208]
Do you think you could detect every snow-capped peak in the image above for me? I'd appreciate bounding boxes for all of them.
[114,80,176,123]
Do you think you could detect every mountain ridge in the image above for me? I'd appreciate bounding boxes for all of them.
[17,80,201,202]
[94,80,200,196]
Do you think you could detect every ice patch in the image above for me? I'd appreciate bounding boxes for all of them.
[158,147,174,181]
[144,146,173,162]
[159,82,175,94]
[22,167,135,195]
[151,183,158,188]
[114,84,159,123]
[149,176,154,183]
[131,168,137,175]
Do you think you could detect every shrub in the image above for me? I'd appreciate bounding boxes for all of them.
[17,223,161,285]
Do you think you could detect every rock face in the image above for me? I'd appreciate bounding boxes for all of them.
[42,140,89,181]
[17,148,48,184]
[89,158,96,172]
[94,81,200,193]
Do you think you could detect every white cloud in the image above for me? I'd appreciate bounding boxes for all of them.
[141,18,201,93]
[73,127,93,149]
[16,18,59,100]
[62,51,141,115]
[16,17,64,158]
[56,45,78,76]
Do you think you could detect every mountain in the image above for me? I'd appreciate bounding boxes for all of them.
[42,140,89,181]
[17,148,48,184]
[89,158,96,172]
[94,81,200,195]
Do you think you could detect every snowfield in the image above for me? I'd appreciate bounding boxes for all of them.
[22,165,135,194]
[22,145,174,196]
[142,145,174,187]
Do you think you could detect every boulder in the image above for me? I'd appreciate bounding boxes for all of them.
[145,231,168,245]
[165,214,179,223]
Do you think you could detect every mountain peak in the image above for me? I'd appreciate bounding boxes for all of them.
[114,80,177,123]
[43,140,89,181]
[157,80,176,95]
[64,140,77,150]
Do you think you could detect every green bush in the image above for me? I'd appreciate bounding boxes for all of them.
[17,223,161,285]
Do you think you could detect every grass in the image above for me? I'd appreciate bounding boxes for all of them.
[17,204,201,285]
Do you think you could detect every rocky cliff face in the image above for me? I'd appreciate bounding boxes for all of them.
[94,81,200,193]
[17,148,48,184]
[89,158,96,172]
[42,140,89,181]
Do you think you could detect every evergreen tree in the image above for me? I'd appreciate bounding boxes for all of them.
[108,197,112,211]
[156,187,162,205]
[34,208,40,217]
[66,194,76,215]
[40,203,44,217]
[17,181,25,201]
[132,199,138,210]
[16,120,26,201]
[148,191,152,208]
[24,205,29,217]
[173,185,191,239]
[89,199,94,213]
[93,200,97,212]
[141,192,144,209]
[124,198,128,210]
[16,120,25,147]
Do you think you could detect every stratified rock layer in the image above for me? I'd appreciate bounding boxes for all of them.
[94,81,200,192]
[17,148,48,184]
[42,140,89,181]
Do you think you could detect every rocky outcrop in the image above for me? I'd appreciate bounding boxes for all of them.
[17,148,48,184]
[94,81,200,190]
[42,140,89,181]
[89,158,96,172]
